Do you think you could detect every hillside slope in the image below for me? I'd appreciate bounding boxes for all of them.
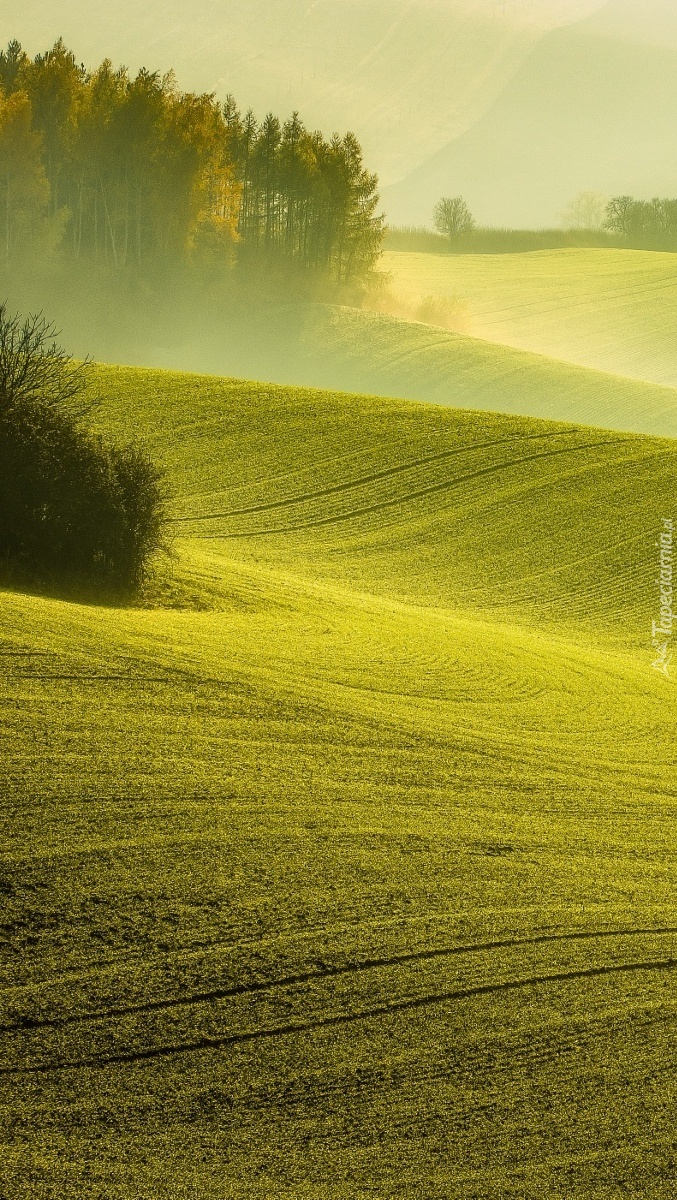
[382,247,677,388]
[188,303,677,439]
[1,367,675,1199]
[48,288,677,439]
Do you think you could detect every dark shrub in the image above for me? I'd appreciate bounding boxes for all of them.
[0,306,166,596]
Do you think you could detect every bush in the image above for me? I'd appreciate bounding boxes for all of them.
[0,305,166,596]
[0,304,90,412]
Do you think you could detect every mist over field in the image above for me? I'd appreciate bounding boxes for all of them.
[5,0,677,382]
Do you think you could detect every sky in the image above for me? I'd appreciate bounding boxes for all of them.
[1,1,611,181]
[2,0,667,226]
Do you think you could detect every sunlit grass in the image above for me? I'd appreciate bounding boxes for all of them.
[382,246,677,388]
[1,364,675,1199]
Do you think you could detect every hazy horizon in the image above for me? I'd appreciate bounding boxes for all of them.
[3,1,677,225]
[3,0,618,225]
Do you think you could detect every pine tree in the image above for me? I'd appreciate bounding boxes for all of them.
[0,39,384,284]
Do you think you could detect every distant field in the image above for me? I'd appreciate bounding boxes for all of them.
[381,247,677,388]
[299,305,677,439]
[383,227,619,254]
[142,302,677,441]
[1,365,675,1198]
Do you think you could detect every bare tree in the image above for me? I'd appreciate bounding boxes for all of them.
[0,304,91,414]
[561,191,608,231]
[433,196,475,246]
[604,195,677,248]
[604,196,644,240]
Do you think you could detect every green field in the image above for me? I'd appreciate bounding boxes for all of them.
[1,364,676,1199]
[304,305,677,440]
[381,247,677,388]
[143,301,677,442]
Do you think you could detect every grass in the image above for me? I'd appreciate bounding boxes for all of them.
[289,304,677,440]
[381,247,677,389]
[1,364,676,1199]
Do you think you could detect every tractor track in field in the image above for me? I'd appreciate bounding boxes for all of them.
[2,955,675,1077]
[6,675,174,683]
[169,428,579,525]
[3,925,675,1035]
[195,438,623,539]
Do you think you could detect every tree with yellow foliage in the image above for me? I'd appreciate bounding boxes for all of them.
[0,89,50,261]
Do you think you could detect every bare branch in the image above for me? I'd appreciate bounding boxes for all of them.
[0,303,95,418]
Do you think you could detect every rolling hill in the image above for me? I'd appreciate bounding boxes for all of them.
[381,246,677,388]
[130,300,677,440]
[8,247,677,439]
[1,364,675,1198]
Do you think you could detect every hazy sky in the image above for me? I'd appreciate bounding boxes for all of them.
[2,0,612,188]
[455,1,608,24]
[2,0,666,226]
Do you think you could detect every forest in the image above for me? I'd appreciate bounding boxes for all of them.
[0,39,384,285]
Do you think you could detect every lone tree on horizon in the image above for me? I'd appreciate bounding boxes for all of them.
[433,196,475,246]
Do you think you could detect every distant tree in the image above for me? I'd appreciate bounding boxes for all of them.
[433,196,475,246]
[638,197,677,248]
[19,39,85,219]
[561,190,607,230]
[604,196,641,239]
[605,195,677,249]
[229,102,383,278]
[324,131,384,282]
[660,199,677,244]
[0,39,28,93]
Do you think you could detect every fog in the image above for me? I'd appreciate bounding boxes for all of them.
[3,0,609,201]
[384,0,677,226]
[2,0,674,392]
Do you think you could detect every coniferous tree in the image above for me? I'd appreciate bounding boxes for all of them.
[0,39,384,283]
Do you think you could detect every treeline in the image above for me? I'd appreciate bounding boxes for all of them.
[0,39,383,282]
[388,196,677,258]
[605,197,677,251]
[385,226,618,255]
